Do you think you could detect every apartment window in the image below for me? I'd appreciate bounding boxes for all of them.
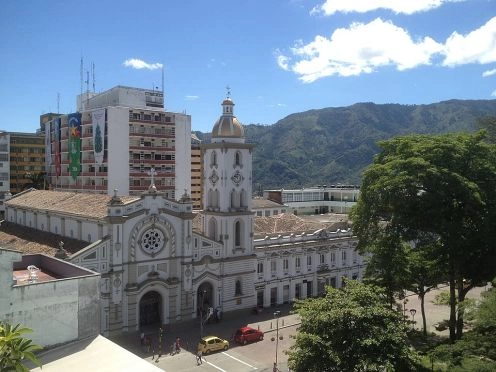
[330,252,336,266]
[320,254,325,264]
[307,255,312,267]
[342,250,347,265]
[295,257,301,271]
[283,259,289,271]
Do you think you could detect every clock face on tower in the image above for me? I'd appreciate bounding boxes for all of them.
[140,227,166,256]
[231,170,243,186]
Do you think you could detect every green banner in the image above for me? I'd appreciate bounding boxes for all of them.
[68,112,82,180]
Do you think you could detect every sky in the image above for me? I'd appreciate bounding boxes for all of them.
[1,0,495,134]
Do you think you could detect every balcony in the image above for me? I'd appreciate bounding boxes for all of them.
[317,264,330,273]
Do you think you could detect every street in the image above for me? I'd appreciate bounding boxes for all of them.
[110,284,490,371]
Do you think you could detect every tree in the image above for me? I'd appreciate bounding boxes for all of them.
[287,279,419,372]
[0,322,42,371]
[351,132,496,342]
[404,238,445,335]
[23,172,46,190]
[429,285,496,370]
[94,124,103,153]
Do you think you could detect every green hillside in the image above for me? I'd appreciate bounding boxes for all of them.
[195,99,496,190]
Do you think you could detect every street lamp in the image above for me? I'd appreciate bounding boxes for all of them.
[200,289,207,338]
[274,310,281,367]
[410,309,417,328]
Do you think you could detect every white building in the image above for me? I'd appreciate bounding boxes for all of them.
[2,94,366,338]
[45,86,191,200]
[264,185,360,215]
[0,248,100,347]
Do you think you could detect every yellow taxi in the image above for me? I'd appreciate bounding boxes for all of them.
[197,336,229,354]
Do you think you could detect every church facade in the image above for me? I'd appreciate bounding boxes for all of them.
[3,95,364,337]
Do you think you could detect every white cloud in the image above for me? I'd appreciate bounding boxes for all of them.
[123,58,163,70]
[185,95,199,101]
[280,18,442,82]
[491,89,496,97]
[311,0,462,16]
[483,68,496,77]
[442,17,496,66]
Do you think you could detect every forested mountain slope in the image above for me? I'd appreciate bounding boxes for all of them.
[195,99,496,190]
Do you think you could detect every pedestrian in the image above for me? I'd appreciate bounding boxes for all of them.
[175,336,181,353]
[196,349,203,365]
[140,331,145,346]
[273,362,280,372]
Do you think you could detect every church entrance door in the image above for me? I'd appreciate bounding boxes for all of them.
[140,291,162,327]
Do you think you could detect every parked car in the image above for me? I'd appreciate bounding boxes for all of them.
[197,336,229,354]
[234,326,264,345]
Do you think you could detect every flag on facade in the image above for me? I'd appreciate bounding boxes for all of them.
[92,109,105,165]
[68,112,82,180]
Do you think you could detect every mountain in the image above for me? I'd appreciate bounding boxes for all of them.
[195,99,496,190]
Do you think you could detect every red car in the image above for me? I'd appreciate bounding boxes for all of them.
[234,326,264,345]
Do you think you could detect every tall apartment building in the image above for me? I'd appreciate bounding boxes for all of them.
[45,86,191,199]
[191,133,202,209]
[0,132,46,212]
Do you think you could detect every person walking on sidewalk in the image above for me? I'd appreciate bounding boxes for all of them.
[196,349,203,365]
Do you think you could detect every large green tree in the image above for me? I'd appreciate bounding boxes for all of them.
[430,284,496,370]
[351,132,496,342]
[287,279,419,372]
[0,322,42,371]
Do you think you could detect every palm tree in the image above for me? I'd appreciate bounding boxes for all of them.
[0,321,42,371]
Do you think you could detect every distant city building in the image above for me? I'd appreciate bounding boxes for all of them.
[2,94,366,340]
[191,133,202,209]
[0,131,46,212]
[264,185,360,215]
[45,85,191,199]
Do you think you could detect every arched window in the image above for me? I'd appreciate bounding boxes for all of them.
[208,189,214,208]
[214,190,220,208]
[231,190,240,209]
[234,220,241,247]
[210,151,217,167]
[240,189,247,207]
[235,279,242,296]
[208,218,217,241]
[235,151,242,166]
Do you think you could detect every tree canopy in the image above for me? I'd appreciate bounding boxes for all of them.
[287,279,419,372]
[351,132,496,342]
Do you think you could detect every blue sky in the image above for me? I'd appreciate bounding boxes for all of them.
[1,0,495,134]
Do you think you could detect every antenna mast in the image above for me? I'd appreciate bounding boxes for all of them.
[92,62,95,92]
[57,92,60,114]
[80,57,83,98]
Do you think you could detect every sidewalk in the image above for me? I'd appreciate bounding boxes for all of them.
[109,303,300,359]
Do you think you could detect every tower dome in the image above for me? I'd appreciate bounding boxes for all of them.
[211,95,245,140]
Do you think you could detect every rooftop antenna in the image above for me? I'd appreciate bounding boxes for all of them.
[57,92,60,114]
[80,56,83,100]
[85,69,90,106]
[92,62,95,93]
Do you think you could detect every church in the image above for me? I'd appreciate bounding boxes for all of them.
[3,95,364,338]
